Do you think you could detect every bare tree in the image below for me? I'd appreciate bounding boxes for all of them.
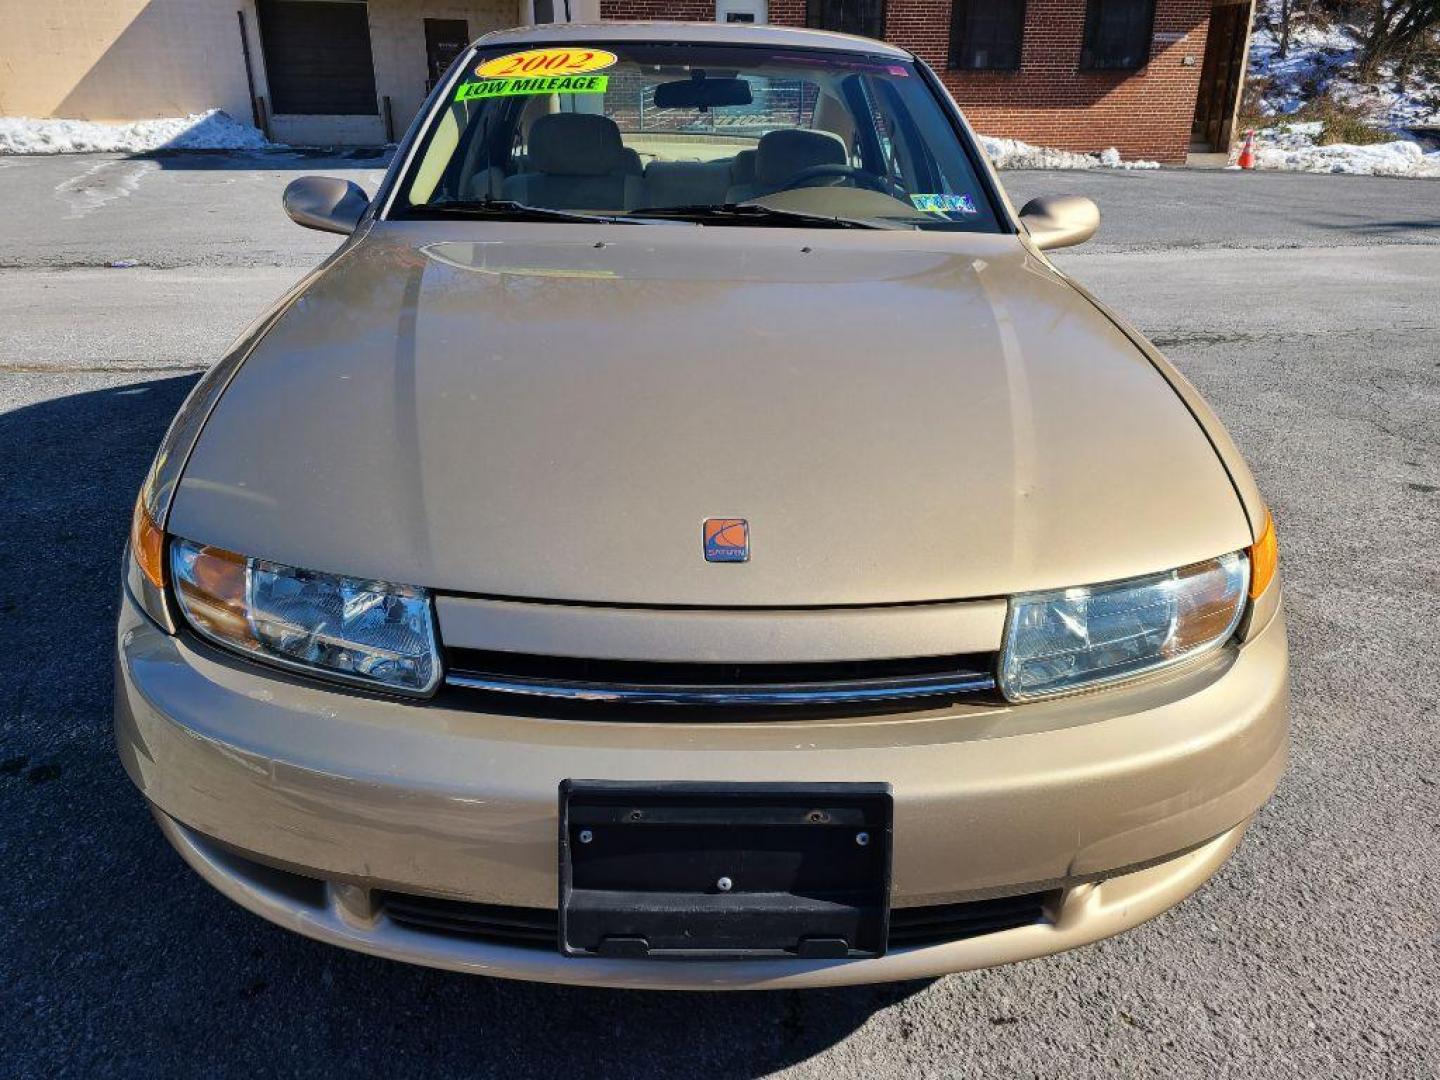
[1279,0,1292,59]
[1362,0,1440,73]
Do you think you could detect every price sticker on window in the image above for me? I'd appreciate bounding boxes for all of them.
[474,47,618,80]
[456,74,609,101]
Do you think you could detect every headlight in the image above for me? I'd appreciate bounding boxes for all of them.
[998,552,1249,701]
[170,538,441,695]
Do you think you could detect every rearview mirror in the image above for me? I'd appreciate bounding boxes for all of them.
[653,76,753,110]
[1018,195,1100,251]
[283,176,370,235]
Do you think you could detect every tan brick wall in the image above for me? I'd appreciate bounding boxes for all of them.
[600,0,717,18]
[599,0,1212,163]
[597,0,808,22]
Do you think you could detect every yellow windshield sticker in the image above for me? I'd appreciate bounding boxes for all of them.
[455,74,609,101]
[475,47,618,80]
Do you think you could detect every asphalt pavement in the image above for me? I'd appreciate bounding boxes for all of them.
[1,152,1437,1079]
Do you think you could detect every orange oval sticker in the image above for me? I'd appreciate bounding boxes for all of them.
[475,47,618,80]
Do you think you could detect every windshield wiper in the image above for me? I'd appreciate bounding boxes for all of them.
[624,203,907,230]
[398,198,905,230]
[394,198,638,225]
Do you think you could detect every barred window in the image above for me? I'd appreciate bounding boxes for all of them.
[1080,0,1156,70]
[950,0,1026,71]
[806,0,887,41]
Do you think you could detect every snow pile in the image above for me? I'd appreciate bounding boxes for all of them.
[979,134,1161,171]
[1248,0,1440,130]
[1246,120,1440,177]
[1241,3,1440,178]
[0,110,275,155]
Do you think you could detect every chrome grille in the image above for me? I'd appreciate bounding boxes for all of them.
[443,649,996,707]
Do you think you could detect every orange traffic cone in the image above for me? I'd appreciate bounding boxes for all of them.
[1236,129,1257,170]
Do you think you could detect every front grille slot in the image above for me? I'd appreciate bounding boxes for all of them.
[380,893,558,945]
[443,648,997,709]
[886,891,1052,947]
[378,889,1052,951]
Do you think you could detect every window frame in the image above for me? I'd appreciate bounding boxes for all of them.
[1079,0,1157,72]
[948,0,1027,73]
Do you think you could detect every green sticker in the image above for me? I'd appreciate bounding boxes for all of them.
[455,74,609,101]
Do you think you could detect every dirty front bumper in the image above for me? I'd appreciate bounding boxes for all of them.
[115,588,1287,989]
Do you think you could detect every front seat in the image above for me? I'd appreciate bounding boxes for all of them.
[502,113,641,211]
[724,129,848,203]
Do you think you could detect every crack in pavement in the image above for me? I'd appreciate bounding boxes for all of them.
[1072,236,1440,254]
[1151,326,1440,349]
[0,361,209,374]
[0,257,312,271]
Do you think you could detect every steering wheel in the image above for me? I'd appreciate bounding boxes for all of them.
[772,163,907,199]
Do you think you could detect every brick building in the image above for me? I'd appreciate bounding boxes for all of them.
[598,0,1255,163]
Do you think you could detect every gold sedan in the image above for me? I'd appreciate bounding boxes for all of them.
[115,21,1285,989]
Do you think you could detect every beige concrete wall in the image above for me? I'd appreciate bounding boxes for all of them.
[251,0,519,145]
[522,0,602,18]
[0,0,521,144]
[241,0,522,146]
[0,0,254,121]
[368,0,519,135]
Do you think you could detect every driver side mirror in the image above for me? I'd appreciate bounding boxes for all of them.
[1018,195,1100,251]
[283,176,370,235]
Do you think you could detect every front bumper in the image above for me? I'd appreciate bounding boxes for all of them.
[154,805,1250,989]
[116,588,1287,988]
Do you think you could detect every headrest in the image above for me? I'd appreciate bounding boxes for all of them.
[527,113,626,176]
[731,149,757,185]
[755,129,846,186]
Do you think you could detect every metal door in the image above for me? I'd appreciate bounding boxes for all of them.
[425,18,471,93]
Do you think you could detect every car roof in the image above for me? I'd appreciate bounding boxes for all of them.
[475,20,914,60]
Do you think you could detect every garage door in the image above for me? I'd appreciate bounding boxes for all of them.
[256,0,378,116]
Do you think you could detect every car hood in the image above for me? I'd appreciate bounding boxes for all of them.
[170,223,1250,606]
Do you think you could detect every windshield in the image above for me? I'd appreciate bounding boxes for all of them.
[391,41,1003,232]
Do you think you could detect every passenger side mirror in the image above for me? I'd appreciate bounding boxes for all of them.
[283,176,370,235]
[1018,195,1100,251]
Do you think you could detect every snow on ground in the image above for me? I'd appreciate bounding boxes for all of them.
[6,100,1427,177]
[0,108,1159,171]
[978,134,1160,171]
[0,110,274,155]
[1248,0,1440,130]
[1246,120,1440,176]
[1241,2,1440,177]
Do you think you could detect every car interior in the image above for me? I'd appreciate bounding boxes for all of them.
[481,112,853,211]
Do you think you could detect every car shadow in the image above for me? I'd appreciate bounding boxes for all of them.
[0,375,929,1077]
[130,147,395,172]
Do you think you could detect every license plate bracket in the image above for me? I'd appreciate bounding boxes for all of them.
[559,780,892,959]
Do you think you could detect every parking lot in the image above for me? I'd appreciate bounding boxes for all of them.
[1,153,1437,1078]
